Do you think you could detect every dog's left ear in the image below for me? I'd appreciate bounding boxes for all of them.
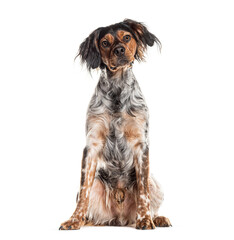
[77,28,102,71]
[123,19,161,60]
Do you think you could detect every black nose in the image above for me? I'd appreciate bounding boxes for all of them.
[114,46,125,56]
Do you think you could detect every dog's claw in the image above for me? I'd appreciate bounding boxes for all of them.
[142,226,146,230]
[68,226,71,230]
[59,226,63,230]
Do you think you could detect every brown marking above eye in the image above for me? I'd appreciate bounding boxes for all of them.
[116,30,132,42]
[123,35,131,42]
[100,34,114,49]
[102,40,109,48]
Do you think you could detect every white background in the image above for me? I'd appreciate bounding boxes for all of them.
[0,0,234,239]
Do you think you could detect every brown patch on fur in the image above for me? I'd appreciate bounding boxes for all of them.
[136,46,145,60]
[99,31,137,72]
[99,33,114,66]
[86,113,110,139]
[124,128,141,141]
[113,188,125,204]
[116,30,137,63]
[131,136,152,229]
[153,216,172,227]
[122,112,146,143]
[142,148,150,194]
[100,33,115,45]
[108,30,136,69]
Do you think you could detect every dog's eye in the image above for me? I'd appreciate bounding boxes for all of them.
[123,35,131,42]
[102,40,109,48]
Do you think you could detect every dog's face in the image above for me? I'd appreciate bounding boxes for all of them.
[78,19,161,72]
[99,29,137,71]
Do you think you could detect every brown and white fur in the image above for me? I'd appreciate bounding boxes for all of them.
[59,19,171,230]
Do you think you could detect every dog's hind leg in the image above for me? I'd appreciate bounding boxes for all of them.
[149,177,172,227]
[86,178,115,225]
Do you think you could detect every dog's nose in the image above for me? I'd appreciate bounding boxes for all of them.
[114,46,125,56]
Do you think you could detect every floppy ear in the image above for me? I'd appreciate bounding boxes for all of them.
[123,19,161,61]
[77,28,102,71]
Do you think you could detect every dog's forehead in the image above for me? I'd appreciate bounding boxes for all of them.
[98,22,136,41]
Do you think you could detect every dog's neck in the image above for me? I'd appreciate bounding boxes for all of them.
[100,66,134,87]
[89,65,147,116]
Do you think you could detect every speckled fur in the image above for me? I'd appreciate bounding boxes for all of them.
[59,19,171,231]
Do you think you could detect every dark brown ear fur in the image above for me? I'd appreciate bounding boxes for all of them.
[123,19,161,61]
[77,20,161,70]
[77,28,102,71]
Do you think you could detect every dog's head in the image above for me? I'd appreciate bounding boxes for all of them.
[78,19,161,72]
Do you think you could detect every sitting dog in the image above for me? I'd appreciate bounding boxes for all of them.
[59,19,171,230]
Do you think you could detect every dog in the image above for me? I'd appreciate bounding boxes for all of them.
[59,19,171,230]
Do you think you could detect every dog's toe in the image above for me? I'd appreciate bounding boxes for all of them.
[136,217,155,230]
[153,216,172,227]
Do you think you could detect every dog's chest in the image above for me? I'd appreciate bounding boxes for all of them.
[95,113,136,187]
[90,72,148,187]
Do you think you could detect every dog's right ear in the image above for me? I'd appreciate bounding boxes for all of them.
[77,28,102,71]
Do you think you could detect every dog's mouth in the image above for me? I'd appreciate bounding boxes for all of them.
[109,60,134,72]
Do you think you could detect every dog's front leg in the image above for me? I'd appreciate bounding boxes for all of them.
[59,116,108,230]
[59,147,98,230]
[134,144,155,230]
[123,114,155,230]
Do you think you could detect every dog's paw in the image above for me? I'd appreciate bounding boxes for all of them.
[153,216,172,227]
[59,217,85,230]
[136,216,155,230]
